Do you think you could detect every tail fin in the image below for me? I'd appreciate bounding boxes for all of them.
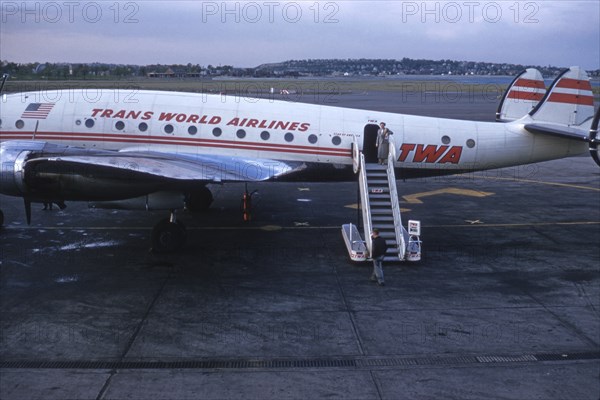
[496,68,546,122]
[522,67,597,147]
[528,66,595,126]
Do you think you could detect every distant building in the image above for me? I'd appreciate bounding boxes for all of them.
[147,67,201,78]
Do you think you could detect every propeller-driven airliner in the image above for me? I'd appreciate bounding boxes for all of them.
[0,67,597,257]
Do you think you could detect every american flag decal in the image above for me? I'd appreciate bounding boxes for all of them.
[21,103,55,119]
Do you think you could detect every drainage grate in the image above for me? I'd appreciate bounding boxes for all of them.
[534,352,600,362]
[1,352,597,370]
[477,355,537,363]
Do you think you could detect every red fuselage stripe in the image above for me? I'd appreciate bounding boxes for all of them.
[0,131,352,157]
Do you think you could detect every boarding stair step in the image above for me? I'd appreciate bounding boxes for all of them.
[371,209,394,215]
[374,224,395,230]
[368,180,389,185]
[368,193,391,200]
[370,201,392,207]
[368,191,390,197]
[371,215,394,222]
[365,164,386,170]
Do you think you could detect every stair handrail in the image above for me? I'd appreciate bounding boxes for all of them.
[386,135,406,260]
[357,152,373,255]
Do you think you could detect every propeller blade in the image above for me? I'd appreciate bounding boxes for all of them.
[24,199,32,225]
[589,108,600,167]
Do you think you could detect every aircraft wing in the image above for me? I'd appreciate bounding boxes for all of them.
[1,140,307,203]
[41,150,304,183]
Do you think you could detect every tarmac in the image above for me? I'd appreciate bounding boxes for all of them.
[0,90,599,400]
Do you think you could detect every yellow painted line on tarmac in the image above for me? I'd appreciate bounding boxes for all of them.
[3,226,153,230]
[5,221,599,231]
[423,221,600,229]
[2,225,338,231]
[403,188,495,204]
[473,176,600,192]
[345,203,411,212]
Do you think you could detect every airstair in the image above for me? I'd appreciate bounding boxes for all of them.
[342,135,421,262]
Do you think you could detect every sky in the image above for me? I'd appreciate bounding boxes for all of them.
[1,1,599,70]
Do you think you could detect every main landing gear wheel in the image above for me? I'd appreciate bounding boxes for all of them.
[151,214,187,253]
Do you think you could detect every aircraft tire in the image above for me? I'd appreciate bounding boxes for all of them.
[151,219,186,253]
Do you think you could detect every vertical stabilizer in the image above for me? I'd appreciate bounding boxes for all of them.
[528,67,595,126]
[496,68,545,122]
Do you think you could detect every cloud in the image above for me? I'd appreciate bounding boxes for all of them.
[1,1,598,69]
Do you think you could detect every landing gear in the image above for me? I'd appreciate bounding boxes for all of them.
[241,186,258,222]
[0,209,4,227]
[151,211,187,253]
[185,186,213,213]
[151,187,213,253]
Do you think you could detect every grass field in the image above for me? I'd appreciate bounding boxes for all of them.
[4,77,599,96]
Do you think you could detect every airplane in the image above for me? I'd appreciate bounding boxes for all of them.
[0,66,598,253]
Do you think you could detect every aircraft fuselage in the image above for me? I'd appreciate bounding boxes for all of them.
[0,89,588,178]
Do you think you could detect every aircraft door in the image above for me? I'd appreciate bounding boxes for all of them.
[363,124,379,163]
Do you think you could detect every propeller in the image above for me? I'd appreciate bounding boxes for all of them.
[24,199,32,225]
[589,108,600,168]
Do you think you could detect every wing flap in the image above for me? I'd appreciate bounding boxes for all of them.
[42,151,304,182]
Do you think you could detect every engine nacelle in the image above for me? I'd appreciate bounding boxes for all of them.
[89,187,214,211]
[89,191,186,211]
[0,141,46,197]
[0,141,167,201]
